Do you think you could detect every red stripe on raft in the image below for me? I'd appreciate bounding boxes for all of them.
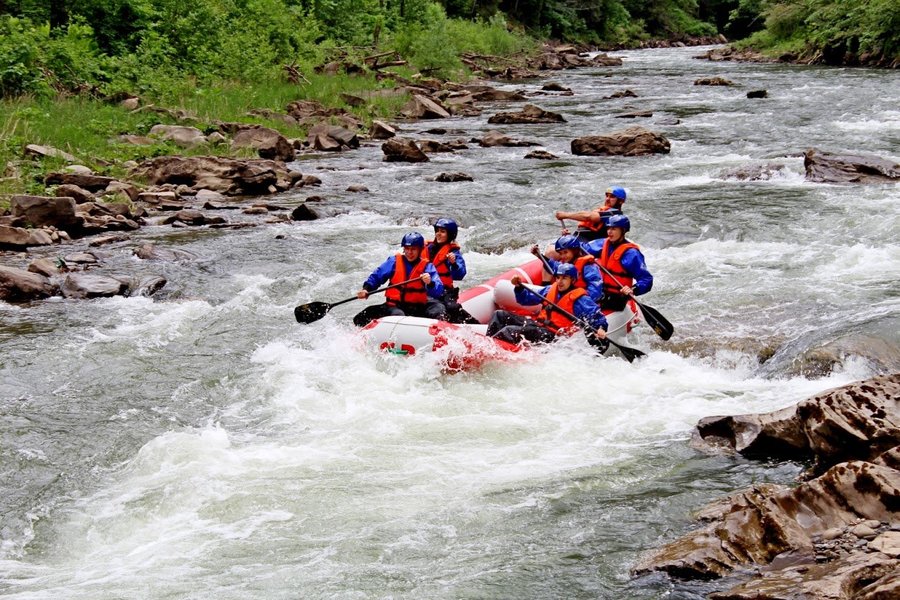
[458,259,544,303]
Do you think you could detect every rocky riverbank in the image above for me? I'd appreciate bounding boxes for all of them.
[634,374,900,599]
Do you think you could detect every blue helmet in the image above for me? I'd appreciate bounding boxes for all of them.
[554,263,578,280]
[401,232,425,248]
[607,186,627,201]
[554,234,582,252]
[606,214,630,232]
[433,218,458,241]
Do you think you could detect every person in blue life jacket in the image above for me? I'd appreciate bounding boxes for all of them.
[530,234,603,303]
[353,232,449,327]
[555,186,628,243]
[485,263,608,346]
[582,214,653,312]
[422,218,478,324]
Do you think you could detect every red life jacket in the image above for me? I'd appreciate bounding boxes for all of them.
[422,241,460,287]
[599,239,639,298]
[572,255,595,290]
[537,284,587,334]
[576,205,622,236]
[385,254,428,305]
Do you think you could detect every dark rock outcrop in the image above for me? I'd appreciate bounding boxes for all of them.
[487,104,566,124]
[804,149,900,184]
[571,126,670,156]
[381,138,429,163]
[0,265,58,302]
[130,156,299,195]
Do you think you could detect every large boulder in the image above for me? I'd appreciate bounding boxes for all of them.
[60,273,128,299]
[130,156,299,195]
[45,172,116,192]
[804,148,900,183]
[571,126,670,156]
[230,126,295,161]
[381,138,429,163]
[10,195,78,229]
[401,94,451,119]
[0,225,54,249]
[0,266,58,302]
[487,104,566,124]
[148,124,207,148]
[307,123,359,151]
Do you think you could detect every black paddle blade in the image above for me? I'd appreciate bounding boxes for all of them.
[637,302,674,341]
[608,339,646,363]
[294,301,331,324]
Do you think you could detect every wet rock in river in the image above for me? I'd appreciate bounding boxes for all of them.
[804,148,900,184]
[571,126,670,156]
[478,130,540,147]
[487,104,566,124]
[524,150,559,160]
[434,172,473,182]
[381,138,429,163]
[0,265,58,301]
[60,273,128,299]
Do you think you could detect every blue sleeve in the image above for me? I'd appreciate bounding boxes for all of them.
[363,256,396,290]
[449,249,466,281]
[424,262,445,298]
[574,295,608,331]
[582,263,604,302]
[621,249,653,296]
[582,239,604,258]
[514,284,548,306]
[545,257,560,273]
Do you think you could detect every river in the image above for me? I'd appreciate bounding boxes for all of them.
[1,46,898,599]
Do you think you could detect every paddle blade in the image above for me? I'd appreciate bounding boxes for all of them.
[637,302,674,341]
[294,301,331,324]
[609,340,646,363]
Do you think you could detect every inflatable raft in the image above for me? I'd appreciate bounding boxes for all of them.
[360,259,641,371]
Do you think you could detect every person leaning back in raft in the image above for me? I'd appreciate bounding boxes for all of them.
[486,263,608,346]
[555,185,628,243]
[353,232,449,327]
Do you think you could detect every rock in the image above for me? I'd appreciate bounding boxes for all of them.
[148,124,207,148]
[63,251,99,265]
[524,150,559,160]
[401,94,451,119]
[121,97,140,110]
[346,185,369,193]
[11,195,78,229]
[44,172,116,192]
[291,204,320,221]
[103,181,139,202]
[468,88,527,102]
[418,139,455,153]
[691,404,808,458]
[307,123,359,151]
[434,172,473,182]
[0,266,58,302]
[747,90,768,98]
[541,82,571,92]
[370,120,397,139]
[381,138,429,163]
[130,276,167,297]
[869,531,900,557]
[231,126,295,161]
[0,225,53,249]
[88,233,129,247]
[478,130,540,148]
[55,184,94,204]
[130,156,299,195]
[60,273,128,299]
[571,126,670,156]
[804,148,900,184]
[137,191,178,205]
[487,104,566,124]
[604,90,638,99]
[615,110,653,118]
[694,76,735,86]
[28,258,63,277]
[592,53,623,66]
[24,144,79,163]
[133,243,197,262]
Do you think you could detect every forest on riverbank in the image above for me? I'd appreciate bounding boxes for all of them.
[1,0,897,200]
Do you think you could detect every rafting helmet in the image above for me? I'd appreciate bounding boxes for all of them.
[606,214,630,232]
[401,232,425,248]
[607,186,627,201]
[433,218,458,241]
[554,263,578,280]
[554,234,582,252]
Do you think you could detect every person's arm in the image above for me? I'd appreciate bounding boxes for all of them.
[448,249,466,280]
[574,295,608,333]
[556,209,601,224]
[511,276,546,306]
[358,256,395,298]
[423,262,445,299]
[582,262,604,302]
[621,249,653,296]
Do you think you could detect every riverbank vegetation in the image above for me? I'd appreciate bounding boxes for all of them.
[1,0,897,202]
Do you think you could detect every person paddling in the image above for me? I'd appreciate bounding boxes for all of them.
[555,186,627,242]
[486,263,607,345]
[353,232,448,327]
[531,234,603,302]
[422,218,477,324]
[583,215,653,312]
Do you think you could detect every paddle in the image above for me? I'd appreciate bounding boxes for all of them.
[294,277,422,324]
[514,282,646,363]
[593,263,674,341]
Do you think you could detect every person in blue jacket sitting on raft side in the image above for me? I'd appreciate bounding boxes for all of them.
[582,214,654,313]
[422,218,479,324]
[485,263,608,346]
[555,185,628,243]
[530,234,604,303]
[353,232,449,327]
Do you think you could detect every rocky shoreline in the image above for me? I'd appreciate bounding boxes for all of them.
[634,374,900,599]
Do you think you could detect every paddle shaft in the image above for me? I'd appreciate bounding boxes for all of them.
[515,284,645,362]
[338,276,424,307]
[593,261,673,340]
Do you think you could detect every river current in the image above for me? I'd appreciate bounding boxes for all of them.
[1,47,898,599]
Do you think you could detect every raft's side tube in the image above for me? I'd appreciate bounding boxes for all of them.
[459,259,545,324]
